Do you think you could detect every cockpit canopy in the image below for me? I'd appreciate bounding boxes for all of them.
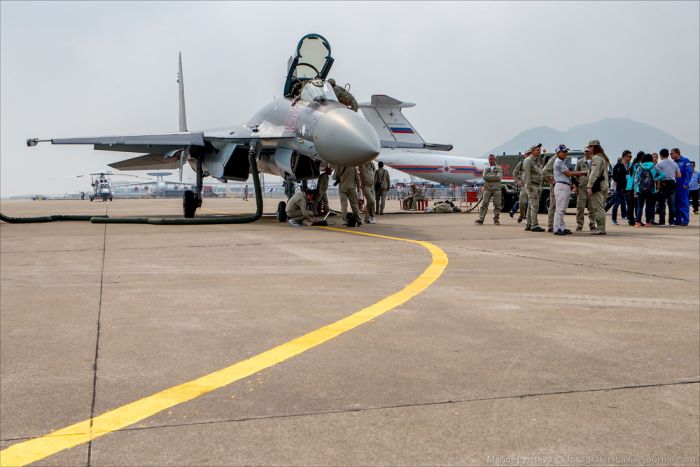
[299,79,337,103]
[284,34,334,98]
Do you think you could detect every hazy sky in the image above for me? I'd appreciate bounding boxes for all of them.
[2,1,698,196]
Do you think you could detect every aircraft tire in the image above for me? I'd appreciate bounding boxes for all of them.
[277,201,287,222]
[183,190,197,218]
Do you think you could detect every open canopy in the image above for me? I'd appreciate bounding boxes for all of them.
[284,34,334,98]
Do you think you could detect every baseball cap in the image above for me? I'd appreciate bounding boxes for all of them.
[556,144,569,153]
[587,139,600,147]
[529,143,542,152]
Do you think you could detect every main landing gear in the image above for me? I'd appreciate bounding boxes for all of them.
[183,158,204,218]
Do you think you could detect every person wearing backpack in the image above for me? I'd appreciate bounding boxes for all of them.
[626,152,644,226]
[634,153,665,227]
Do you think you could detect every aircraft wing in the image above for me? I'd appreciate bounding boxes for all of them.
[29,127,295,153]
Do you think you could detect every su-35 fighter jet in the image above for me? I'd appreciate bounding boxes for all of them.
[360,95,488,185]
[27,34,379,218]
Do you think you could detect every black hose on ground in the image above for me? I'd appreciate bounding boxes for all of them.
[0,213,108,224]
[1,146,264,225]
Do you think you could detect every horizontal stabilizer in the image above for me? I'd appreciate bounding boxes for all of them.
[109,153,180,171]
[359,95,415,109]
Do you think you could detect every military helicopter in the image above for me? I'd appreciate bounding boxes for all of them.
[78,172,147,201]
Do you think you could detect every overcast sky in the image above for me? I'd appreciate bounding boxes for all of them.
[1,1,698,196]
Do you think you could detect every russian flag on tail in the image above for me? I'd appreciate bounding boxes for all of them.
[390,127,415,134]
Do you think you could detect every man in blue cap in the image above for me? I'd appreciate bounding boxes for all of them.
[552,144,587,235]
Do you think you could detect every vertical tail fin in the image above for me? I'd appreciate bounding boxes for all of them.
[177,52,188,132]
[359,95,424,145]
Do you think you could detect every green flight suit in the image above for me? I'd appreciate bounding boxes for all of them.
[332,85,359,112]
[575,158,595,230]
[478,164,503,222]
[542,156,556,230]
[334,166,361,221]
[587,154,610,233]
[316,172,329,214]
[513,158,529,220]
[374,167,390,214]
[522,156,543,228]
[360,162,376,221]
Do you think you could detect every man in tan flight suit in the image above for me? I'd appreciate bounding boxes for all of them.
[512,150,531,223]
[374,161,390,215]
[285,190,316,227]
[523,144,545,232]
[586,139,610,235]
[542,154,557,232]
[575,148,595,231]
[316,167,332,215]
[328,78,359,112]
[334,165,362,225]
[475,154,503,224]
[360,161,376,224]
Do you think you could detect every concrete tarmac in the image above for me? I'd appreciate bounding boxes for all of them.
[1,198,698,466]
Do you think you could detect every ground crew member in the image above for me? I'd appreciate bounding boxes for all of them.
[511,150,530,222]
[475,154,503,225]
[403,184,427,210]
[522,144,544,232]
[586,139,610,235]
[243,184,249,201]
[328,78,358,112]
[374,161,390,215]
[542,154,557,232]
[575,148,595,231]
[334,165,362,225]
[285,189,316,227]
[360,161,376,224]
[316,167,332,215]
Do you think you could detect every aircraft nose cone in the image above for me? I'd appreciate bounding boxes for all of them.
[313,108,380,166]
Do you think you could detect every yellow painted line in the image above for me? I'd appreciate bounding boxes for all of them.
[0,228,447,467]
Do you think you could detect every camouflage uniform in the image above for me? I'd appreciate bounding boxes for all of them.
[512,158,529,221]
[522,156,543,229]
[360,162,376,222]
[575,158,595,230]
[587,154,609,234]
[542,156,556,230]
[374,166,390,214]
[334,165,361,222]
[332,85,359,112]
[478,164,503,222]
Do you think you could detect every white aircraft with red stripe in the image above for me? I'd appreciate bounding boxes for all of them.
[359,95,488,185]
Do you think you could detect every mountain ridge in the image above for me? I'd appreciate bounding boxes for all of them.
[487,118,699,162]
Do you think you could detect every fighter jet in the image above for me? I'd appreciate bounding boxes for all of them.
[27,34,379,218]
[359,95,488,185]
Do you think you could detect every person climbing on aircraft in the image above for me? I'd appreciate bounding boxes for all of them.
[328,78,358,111]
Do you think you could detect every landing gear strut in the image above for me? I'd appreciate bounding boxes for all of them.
[183,159,204,218]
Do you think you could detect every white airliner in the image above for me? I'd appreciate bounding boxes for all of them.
[359,95,489,185]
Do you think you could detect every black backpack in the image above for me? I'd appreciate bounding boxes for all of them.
[638,168,655,193]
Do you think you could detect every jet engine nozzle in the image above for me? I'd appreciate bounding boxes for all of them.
[313,108,380,167]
